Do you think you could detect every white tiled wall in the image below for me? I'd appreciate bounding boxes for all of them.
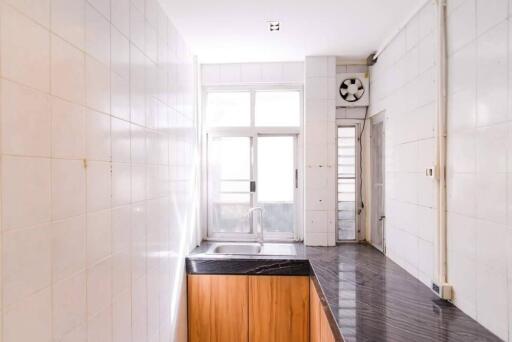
[0,1,198,342]
[446,0,512,339]
[201,62,304,85]
[304,56,337,246]
[369,2,437,287]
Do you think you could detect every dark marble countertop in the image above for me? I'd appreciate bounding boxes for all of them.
[186,242,310,275]
[186,243,501,342]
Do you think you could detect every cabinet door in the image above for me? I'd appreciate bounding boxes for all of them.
[188,275,248,342]
[310,279,321,342]
[320,308,336,342]
[248,276,309,342]
[311,278,336,342]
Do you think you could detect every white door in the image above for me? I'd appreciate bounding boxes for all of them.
[370,115,385,252]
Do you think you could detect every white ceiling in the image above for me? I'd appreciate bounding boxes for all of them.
[159,0,426,64]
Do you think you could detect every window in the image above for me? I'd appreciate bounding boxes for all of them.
[204,86,302,241]
[337,125,358,241]
[255,91,300,127]
[206,92,251,127]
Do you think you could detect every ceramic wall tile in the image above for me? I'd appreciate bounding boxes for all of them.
[51,0,85,50]
[369,1,438,288]
[1,79,51,157]
[0,0,201,339]
[0,4,50,92]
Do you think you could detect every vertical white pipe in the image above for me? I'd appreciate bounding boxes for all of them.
[435,0,448,287]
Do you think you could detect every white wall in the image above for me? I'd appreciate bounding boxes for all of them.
[0,0,198,341]
[201,62,304,85]
[370,0,512,339]
[446,0,511,339]
[369,1,437,287]
[304,56,337,246]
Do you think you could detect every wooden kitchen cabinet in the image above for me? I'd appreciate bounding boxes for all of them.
[248,276,309,342]
[188,275,310,342]
[310,278,336,342]
[187,274,311,342]
[188,275,248,342]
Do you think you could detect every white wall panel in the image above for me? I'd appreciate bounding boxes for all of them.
[369,1,437,291]
[0,0,199,341]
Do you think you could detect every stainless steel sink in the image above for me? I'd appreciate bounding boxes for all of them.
[207,243,297,256]
[212,243,261,255]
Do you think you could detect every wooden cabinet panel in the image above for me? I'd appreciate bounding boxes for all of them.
[248,276,309,342]
[310,279,321,342]
[188,275,248,342]
[320,307,336,342]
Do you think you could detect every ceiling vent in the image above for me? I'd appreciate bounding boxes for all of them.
[267,20,280,32]
[336,73,369,107]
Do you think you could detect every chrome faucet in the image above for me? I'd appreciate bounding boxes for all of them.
[248,207,264,245]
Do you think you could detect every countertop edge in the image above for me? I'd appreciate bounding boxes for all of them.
[185,257,311,276]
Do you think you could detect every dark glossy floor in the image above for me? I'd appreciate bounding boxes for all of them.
[307,244,502,342]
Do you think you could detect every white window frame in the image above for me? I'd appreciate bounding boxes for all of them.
[336,119,362,242]
[201,84,304,242]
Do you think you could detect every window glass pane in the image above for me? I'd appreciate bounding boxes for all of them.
[210,203,251,233]
[206,92,250,127]
[257,136,295,234]
[210,137,250,180]
[337,126,357,240]
[257,136,294,202]
[255,91,300,127]
[208,136,252,234]
[220,181,249,193]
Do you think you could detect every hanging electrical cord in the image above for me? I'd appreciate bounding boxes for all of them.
[357,106,369,216]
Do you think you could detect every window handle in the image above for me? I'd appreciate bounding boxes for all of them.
[295,169,298,189]
[250,181,256,193]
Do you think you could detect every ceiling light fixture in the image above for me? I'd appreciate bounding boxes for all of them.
[267,20,280,32]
